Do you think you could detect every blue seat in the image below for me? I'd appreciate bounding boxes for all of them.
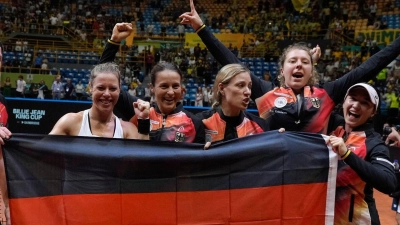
[81,78,88,84]
[66,73,74,79]
[189,88,197,94]
[75,73,83,79]
[121,85,128,91]
[69,56,77,64]
[84,56,91,64]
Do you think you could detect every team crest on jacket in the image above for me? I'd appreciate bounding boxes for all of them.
[175,131,185,142]
[310,97,320,108]
[274,97,287,108]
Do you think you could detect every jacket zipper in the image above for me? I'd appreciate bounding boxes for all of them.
[348,194,355,222]
[162,114,167,128]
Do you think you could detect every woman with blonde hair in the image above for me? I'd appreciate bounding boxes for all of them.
[196,64,268,144]
[50,62,150,139]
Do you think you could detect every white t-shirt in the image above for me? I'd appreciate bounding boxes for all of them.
[16,80,26,92]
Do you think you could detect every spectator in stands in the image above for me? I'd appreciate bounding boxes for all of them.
[263,72,274,92]
[34,80,48,100]
[139,21,145,37]
[135,82,146,100]
[180,0,400,133]
[194,43,201,59]
[203,85,210,107]
[177,24,185,39]
[390,59,400,80]
[2,77,11,97]
[15,75,26,98]
[376,68,388,88]
[147,23,154,39]
[34,54,43,69]
[64,78,75,100]
[128,84,136,97]
[369,41,380,56]
[386,88,399,120]
[51,75,64,100]
[41,58,49,74]
[360,43,369,58]
[144,83,152,102]
[195,86,203,107]
[328,83,396,225]
[75,80,85,100]
[145,51,154,75]
[50,63,150,139]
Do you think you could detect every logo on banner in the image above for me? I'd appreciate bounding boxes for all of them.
[13,108,45,125]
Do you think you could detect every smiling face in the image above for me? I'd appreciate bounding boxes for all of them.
[153,69,182,114]
[90,72,120,112]
[219,71,252,116]
[343,87,376,131]
[280,49,313,94]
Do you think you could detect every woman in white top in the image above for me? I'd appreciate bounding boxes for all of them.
[75,80,85,100]
[50,62,150,139]
[15,75,26,98]
[128,84,136,97]
[207,86,213,106]
[195,86,203,107]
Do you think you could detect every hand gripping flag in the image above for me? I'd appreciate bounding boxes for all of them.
[3,131,337,225]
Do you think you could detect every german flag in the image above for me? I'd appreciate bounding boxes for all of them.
[3,132,337,225]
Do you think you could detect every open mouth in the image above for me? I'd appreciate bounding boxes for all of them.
[348,111,360,118]
[164,99,175,104]
[243,98,250,104]
[100,99,112,104]
[293,73,303,78]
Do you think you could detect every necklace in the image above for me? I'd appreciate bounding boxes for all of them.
[99,116,114,137]
[88,111,114,137]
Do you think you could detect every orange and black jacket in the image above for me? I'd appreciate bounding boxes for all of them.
[197,26,400,133]
[196,108,268,143]
[99,44,205,143]
[131,102,205,143]
[331,123,396,225]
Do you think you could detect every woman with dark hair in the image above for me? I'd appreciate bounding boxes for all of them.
[179,0,400,134]
[3,77,11,97]
[99,23,205,144]
[328,83,396,225]
[129,62,205,143]
[195,86,203,107]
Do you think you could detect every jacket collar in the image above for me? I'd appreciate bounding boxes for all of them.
[153,102,183,115]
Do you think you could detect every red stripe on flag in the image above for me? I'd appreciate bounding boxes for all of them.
[10,183,328,225]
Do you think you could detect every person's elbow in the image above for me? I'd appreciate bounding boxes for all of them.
[377,174,398,194]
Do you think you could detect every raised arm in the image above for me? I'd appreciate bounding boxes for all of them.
[326,36,400,104]
[0,127,13,225]
[98,23,140,119]
[179,0,270,100]
[99,23,133,64]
